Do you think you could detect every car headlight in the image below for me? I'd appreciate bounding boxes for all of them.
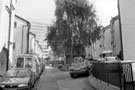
[69,67,74,70]
[18,84,28,87]
[80,66,85,68]
[80,66,88,69]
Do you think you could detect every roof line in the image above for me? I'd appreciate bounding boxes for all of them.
[15,15,31,27]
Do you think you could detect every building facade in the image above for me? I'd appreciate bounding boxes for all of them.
[119,0,135,60]
[29,32,43,59]
[13,15,30,65]
[110,16,121,57]
[29,21,50,59]
[29,32,36,54]
[103,25,112,51]
[90,25,112,58]
[0,0,16,73]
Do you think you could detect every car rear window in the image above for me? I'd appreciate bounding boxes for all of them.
[16,58,24,68]
[25,58,32,68]
[74,57,84,63]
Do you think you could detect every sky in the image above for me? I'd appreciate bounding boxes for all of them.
[16,0,56,24]
[91,0,118,26]
[16,0,118,26]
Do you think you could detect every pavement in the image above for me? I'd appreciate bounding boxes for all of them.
[58,66,121,90]
[57,65,122,90]
[87,75,121,90]
[57,76,96,90]
[42,66,97,90]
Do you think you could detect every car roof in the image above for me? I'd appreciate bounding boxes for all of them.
[102,50,112,54]
[17,54,38,58]
[10,68,31,70]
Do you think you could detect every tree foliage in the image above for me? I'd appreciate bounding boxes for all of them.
[46,0,102,56]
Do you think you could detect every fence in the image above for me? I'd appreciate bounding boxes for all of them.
[92,61,135,90]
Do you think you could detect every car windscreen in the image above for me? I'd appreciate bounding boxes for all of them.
[74,57,84,63]
[5,69,16,78]
[16,58,24,68]
[16,69,30,77]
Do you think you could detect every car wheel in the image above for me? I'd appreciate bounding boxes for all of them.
[86,71,90,76]
[28,83,32,90]
[0,87,4,90]
[32,78,35,87]
[33,74,36,84]
[89,68,92,75]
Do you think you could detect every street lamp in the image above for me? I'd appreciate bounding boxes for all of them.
[5,0,15,71]
[5,0,15,50]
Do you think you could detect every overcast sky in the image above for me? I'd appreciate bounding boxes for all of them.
[91,0,118,26]
[16,0,118,26]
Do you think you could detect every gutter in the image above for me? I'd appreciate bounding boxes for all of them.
[27,21,31,54]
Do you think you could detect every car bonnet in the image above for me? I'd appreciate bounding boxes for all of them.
[0,77,30,85]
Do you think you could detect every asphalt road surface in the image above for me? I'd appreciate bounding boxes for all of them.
[32,66,96,90]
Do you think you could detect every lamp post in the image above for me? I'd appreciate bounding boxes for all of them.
[5,0,15,71]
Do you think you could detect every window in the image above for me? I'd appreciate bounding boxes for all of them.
[100,45,102,48]
[16,58,24,68]
[14,22,17,28]
[13,43,16,50]
[25,58,32,68]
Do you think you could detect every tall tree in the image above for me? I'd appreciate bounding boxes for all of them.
[46,0,101,56]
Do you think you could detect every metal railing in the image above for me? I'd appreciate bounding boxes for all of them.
[92,61,135,90]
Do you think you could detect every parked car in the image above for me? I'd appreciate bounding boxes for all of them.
[16,54,41,80]
[0,68,35,90]
[38,58,45,74]
[57,61,64,68]
[58,63,62,68]
[69,56,92,78]
[99,50,119,62]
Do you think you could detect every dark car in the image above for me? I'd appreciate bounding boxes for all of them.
[58,64,62,68]
[0,68,35,90]
[69,57,92,78]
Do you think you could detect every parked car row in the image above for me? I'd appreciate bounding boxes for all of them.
[93,50,120,62]
[69,50,121,78]
[0,54,46,90]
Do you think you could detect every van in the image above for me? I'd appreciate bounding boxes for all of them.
[16,54,41,80]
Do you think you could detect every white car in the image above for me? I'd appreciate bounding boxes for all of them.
[69,57,92,78]
[16,54,41,80]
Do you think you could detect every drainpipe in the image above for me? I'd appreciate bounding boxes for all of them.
[21,24,31,54]
[21,25,26,54]
[27,22,31,54]
[6,0,15,71]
